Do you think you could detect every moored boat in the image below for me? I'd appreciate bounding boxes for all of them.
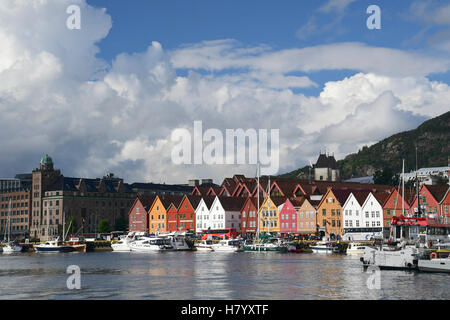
[418,251,450,273]
[2,241,22,253]
[310,241,333,253]
[129,237,174,252]
[211,239,242,252]
[34,238,67,253]
[346,242,368,255]
[195,239,214,251]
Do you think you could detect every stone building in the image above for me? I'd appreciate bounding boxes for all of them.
[314,153,340,182]
[30,155,136,241]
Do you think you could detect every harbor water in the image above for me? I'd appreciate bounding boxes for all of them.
[0,251,448,299]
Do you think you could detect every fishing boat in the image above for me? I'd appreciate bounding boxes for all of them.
[129,237,174,252]
[64,237,86,252]
[211,239,242,252]
[195,239,214,251]
[2,199,22,253]
[34,237,67,253]
[310,241,333,253]
[346,242,369,255]
[361,158,450,270]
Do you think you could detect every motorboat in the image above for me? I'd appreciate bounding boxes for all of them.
[211,239,243,252]
[160,232,192,251]
[2,241,22,253]
[34,238,68,253]
[418,251,450,273]
[310,241,334,253]
[243,238,288,252]
[195,239,214,251]
[129,237,174,252]
[360,242,420,270]
[346,242,369,255]
[64,237,86,252]
[111,232,137,252]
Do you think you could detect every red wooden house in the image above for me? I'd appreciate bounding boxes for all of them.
[410,184,449,217]
[278,198,298,234]
[240,196,264,235]
[440,187,450,224]
[382,187,415,227]
[128,196,156,233]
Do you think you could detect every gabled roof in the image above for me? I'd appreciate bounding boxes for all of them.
[373,192,391,207]
[315,154,338,169]
[216,196,248,211]
[425,185,449,203]
[158,195,184,210]
[270,180,301,197]
[186,194,203,210]
[351,190,372,207]
[200,196,216,210]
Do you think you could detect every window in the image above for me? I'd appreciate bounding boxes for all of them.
[322,209,326,216]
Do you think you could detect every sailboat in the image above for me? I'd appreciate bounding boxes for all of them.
[33,207,66,253]
[2,199,23,253]
[243,164,288,253]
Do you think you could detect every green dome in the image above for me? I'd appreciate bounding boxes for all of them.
[40,154,53,165]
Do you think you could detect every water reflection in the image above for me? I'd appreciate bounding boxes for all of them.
[0,251,448,299]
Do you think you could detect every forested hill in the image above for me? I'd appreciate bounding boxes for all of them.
[279,111,450,180]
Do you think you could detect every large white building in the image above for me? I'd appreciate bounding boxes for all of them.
[401,166,450,185]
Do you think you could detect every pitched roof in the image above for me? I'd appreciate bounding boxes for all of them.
[201,196,216,210]
[186,194,203,210]
[351,190,372,206]
[426,185,449,203]
[315,154,338,169]
[137,195,157,210]
[217,196,248,211]
[158,195,184,210]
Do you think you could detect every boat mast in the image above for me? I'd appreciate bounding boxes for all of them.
[256,162,260,242]
[402,159,405,216]
[7,199,11,243]
[416,146,421,218]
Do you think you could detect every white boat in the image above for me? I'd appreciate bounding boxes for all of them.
[361,243,420,270]
[2,200,22,253]
[310,241,333,253]
[418,253,450,273]
[195,240,214,251]
[160,232,192,251]
[129,237,174,252]
[346,242,369,255]
[111,232,137,252]
[2,241,22,253]
[34,238,66,253]
[211,239,242,252]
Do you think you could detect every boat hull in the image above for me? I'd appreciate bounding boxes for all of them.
[2,245,22,253]
[418,259,450,273]
[243,245,287,252]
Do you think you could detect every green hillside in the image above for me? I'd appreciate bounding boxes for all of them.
[279,111,450,180]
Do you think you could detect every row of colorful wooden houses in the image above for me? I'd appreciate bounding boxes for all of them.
[128,175,450,237]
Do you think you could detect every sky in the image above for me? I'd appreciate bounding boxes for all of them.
[0,0,449,184]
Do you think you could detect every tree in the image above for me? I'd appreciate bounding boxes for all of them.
[114,216,127,231]
[98,219,110,233]
[373,167,399,186]
[65,216,78,236]
[432,175,449,185]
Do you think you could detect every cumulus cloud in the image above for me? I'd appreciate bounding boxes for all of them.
[0,0,449,183]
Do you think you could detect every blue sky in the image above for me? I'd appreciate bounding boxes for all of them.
[1,0,449,182]
[87,0,450,94]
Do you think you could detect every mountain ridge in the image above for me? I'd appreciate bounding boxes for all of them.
[279,111,450,180]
